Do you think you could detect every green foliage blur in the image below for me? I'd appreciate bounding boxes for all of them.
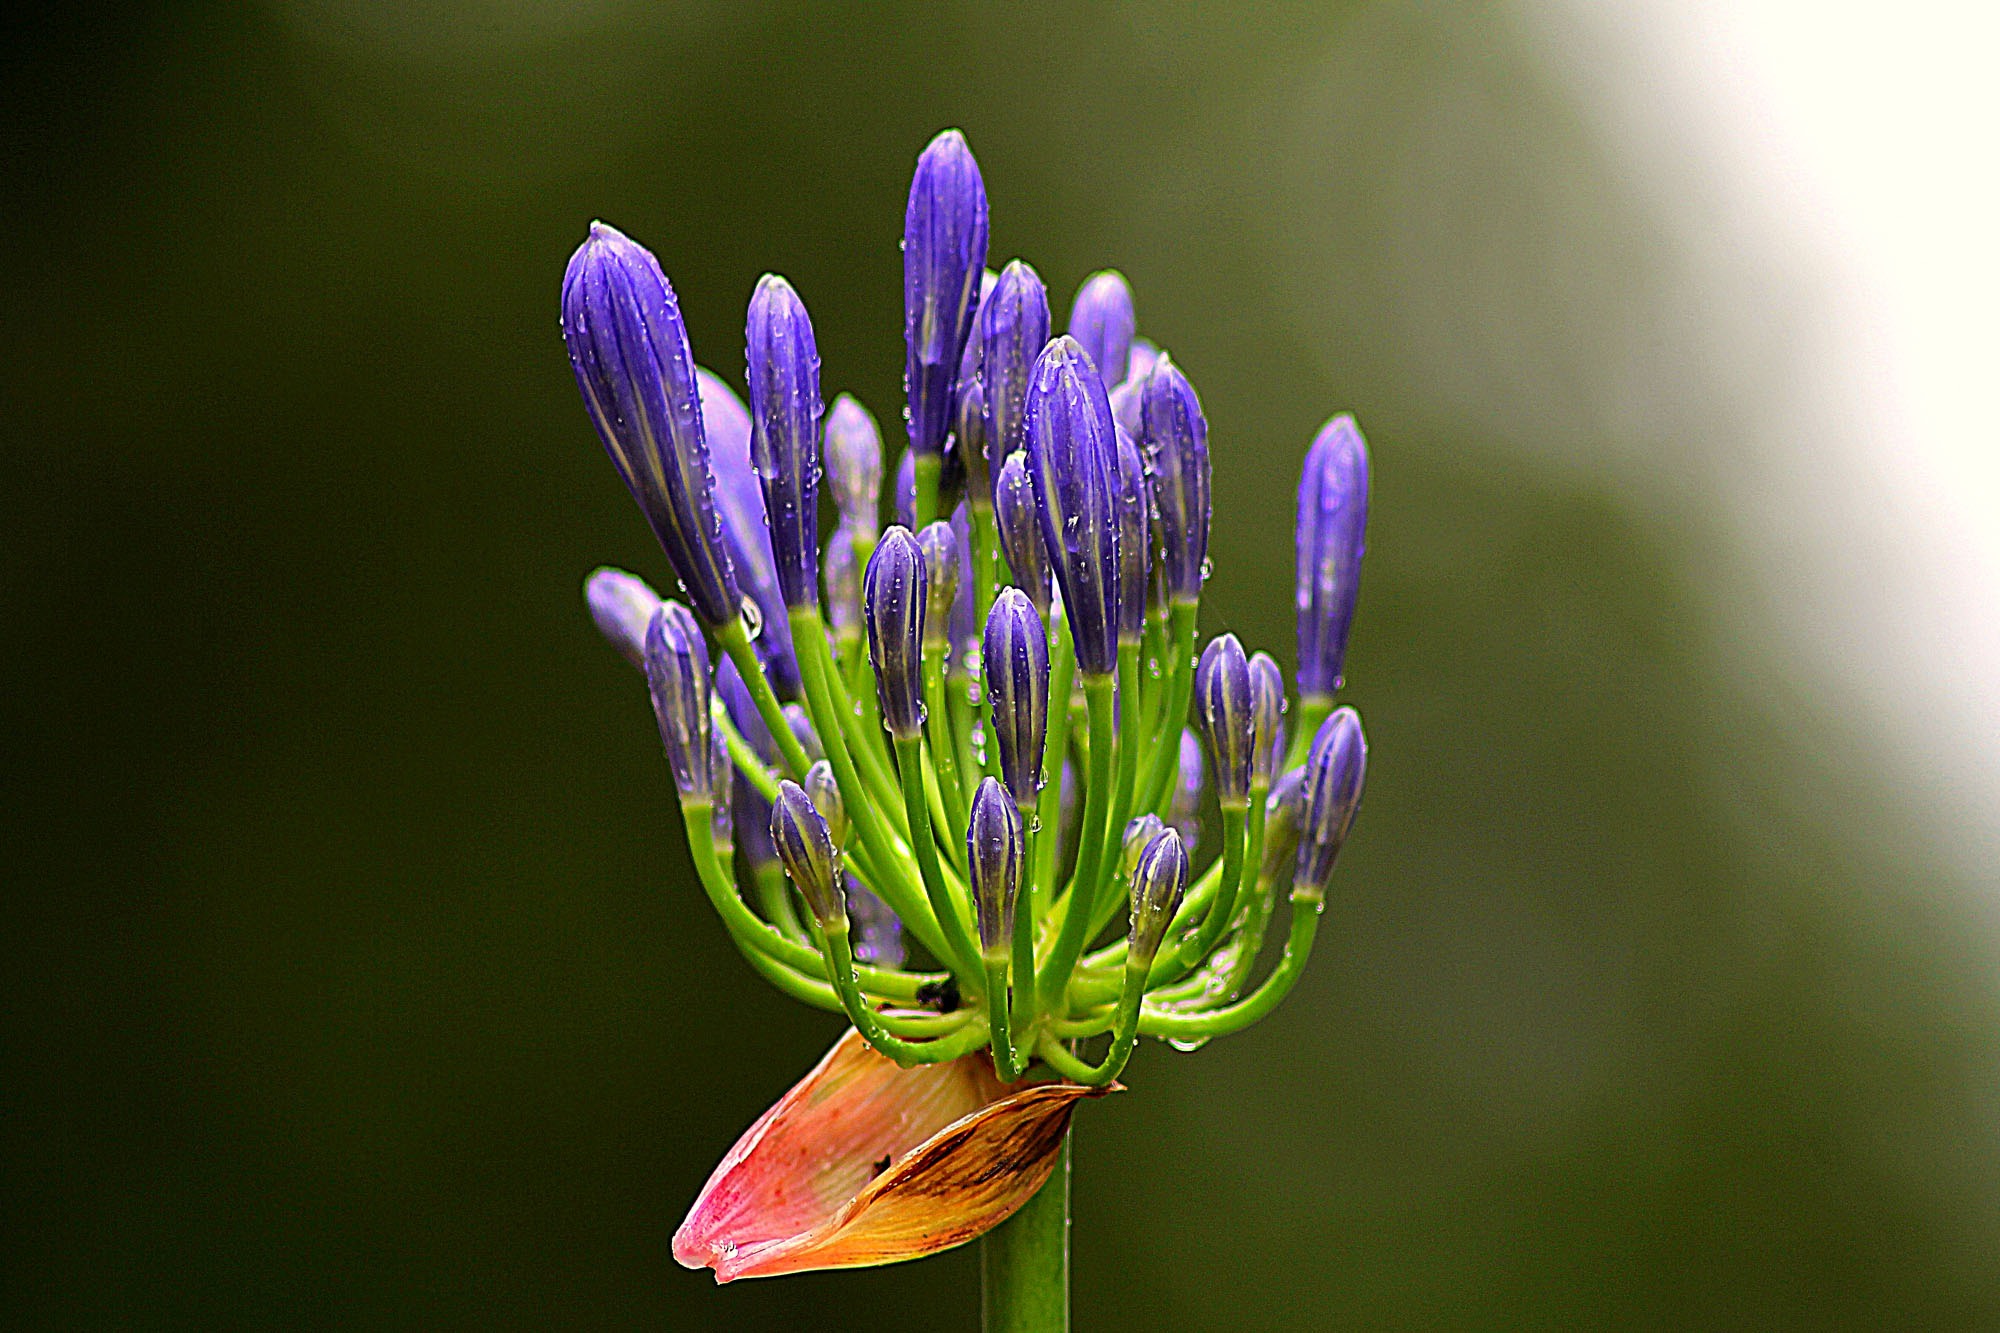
[8,2,1999,1326]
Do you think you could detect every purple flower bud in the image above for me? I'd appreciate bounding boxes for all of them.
[643,602,712,800]
[1127,826,1189,964]
[803,759,847,847]
[1125,338,1159,390]
[715,656,781,870]
[1112,425,1150,643]
[1295,707,1366,901]
[1023,336,1121,676]
[733,776,776,870]
[894,449,916,530]
[1169,727,1204,854]
[562,223,739,627]
[967,777,1024,958]
[946,504,977,672]
[1139,354,1210,605]
[1067,270,1135,389]
[1247,651,1287,788]
[983,588,1050,809]
[979,260,1051,493]
[864,526,928,738]
[994,450,1051,613]
[825,394,883,538]
[1197,633,1255,807]
[700,368,802,700]
[822,524,863,639]
[771,780,844,927]
[848,878,905,967]
[584,566,662,669]
[1120,812,1165,885]
[1260,767,1306,886]
[745,274,823,609]
[916,519,960,645]
[904,130,989,460]
[1295,415,1369,697]
[954,369,989,502]
[782,703,824,763]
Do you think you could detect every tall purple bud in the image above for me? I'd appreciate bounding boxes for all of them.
[771,781,845,928]
[585,566,662,669]
[967,778,1023,959]
[983,588,1050,809]
[994,451,1051,613]
[745,275,823,609]
[864,526,928,739]
[824,395,883,540]
[1139,354,1210,605]
[979,260,1051,496]
[699,368,803,699]
[1197,633,1255,808]
[903,130,989,462]
[1023,336,1121,676]
[1247,651,1287,789]
[1296,415,1370,698]
[1295,707,1366,901]
[954,370,989,512]
[1169,728,1204,854]
[916,520,961,649]
[643,602,713,800]
[1127,826,1188,966]
[1112,425,1150,643]
[1067,270,1135,389]
[562,223,739,627]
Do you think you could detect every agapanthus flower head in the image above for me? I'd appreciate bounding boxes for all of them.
[1126,826,1188,965]
[916,519,961,646]
[1139,354,1210,605]
[745,274,823,608]
[1295,706,1367,902]
[824,394,883,539]
[982,587,1049,809]
[585,566,662,669]
[994,450,1051,613]
[803,758,847,848]
[700,367,803,699]
[1295,414,1369,698]
[1112,425,1150,643]
[864,525,928,739]
[771,779,844,927]
[904,129,989,461]
[979,260,1051,493]
[967,778,1023,959]
[1023,335,1121,676]
[1196,633,1255,808]
[643,601,712,800]
[563,223,739,627]
[1067,270,1136,389]
[1247,651,1287,789]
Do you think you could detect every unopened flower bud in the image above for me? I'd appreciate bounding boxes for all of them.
[1067,270,1135,389]
[1127,826,1189,965]
[585,566,662,669]
[916,520,961,646]
[994,450,1051,613]
[643,602,713,800]
[1024,336,1121,676]
[904,129,989,461]
[771,780,845,928]
[823,524,863,638]
[1139,354,1210,605]
[709,724,735,857]
[782,703,824,763]
[1259,768,1306,887]
[967,778,1023,959]
[1294,707,1366,902]
[1247,651,1286,789]
[745,274,823,608]
[700,367,803,700]
[955,348,990,503]
[983,588,1049,809]
[864,526,928,739]
[1196,633,1255,807]
[824,394,883,538]
[1112,425,1150,643]
[1295,415,1369,697]
[1120,812,1165,885]
[803,759,847,847]
[980,260,1051,494]
[1169,728,1204,854]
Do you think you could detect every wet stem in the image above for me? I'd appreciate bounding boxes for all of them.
[980,1130,1069,1332]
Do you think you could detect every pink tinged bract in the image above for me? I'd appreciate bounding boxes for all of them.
[674,1027,1106,1282]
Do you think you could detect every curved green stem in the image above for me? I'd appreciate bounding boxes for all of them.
[1136,601,1199,813]
[896,734,985,984]
[716,618,811,779]
[1285,693,1334,771]
[1138,894,1324,1038]
[1009,804,1041,1075]
[922,643,971,834]
[1031,602,1076,916]
[1033,954,1147,1086]
[1088,640,1145,939]
[819,918,991,1064]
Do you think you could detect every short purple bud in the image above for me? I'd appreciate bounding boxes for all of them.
[1127,826,1189,965]
[1294,707,1367,902]
[1169,727,1204,854]
[1120,812,1166,885]
[967,778,1024,958]
[979,260,1051,493]
[803,759,847,848]
[954,370,989,504]
[1125,338,1159,390]
[1295,415,1370,698]
[983,588,1050,809]
[1247,651,1287,789]
[894,449,916,530]
[864,526,928,739]
[562,223,739,627]
[745,275,823,608]
[994,450,1051,613]
[771,780,844,928]
[585,566,662,669]
[1196,633,1255,807]
[1139,354,1210,605]
[916,519,961,646]
[642,602,712,800]
[1067,270,1136,389]
[904,130,989,460]
[1023,336,1121,676]
[824,394,883,538]
[1259,768,1306,888]
[1112,425,1150,643]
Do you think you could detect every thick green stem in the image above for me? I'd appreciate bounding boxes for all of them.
[716,619,812,779]
[1286,693,1334,770]
[981,1131,1070,1333]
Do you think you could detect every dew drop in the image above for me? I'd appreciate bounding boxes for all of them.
[1198,557,1214,583]
[740,596,764,641]
[1166,1036,1210,1053]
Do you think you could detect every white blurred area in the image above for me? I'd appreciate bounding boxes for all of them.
[1534,2,2000,875]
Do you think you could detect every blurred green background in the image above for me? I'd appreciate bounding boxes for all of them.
[8,2,2000,1327]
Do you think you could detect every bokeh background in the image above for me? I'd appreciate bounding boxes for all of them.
[8,2,1999,1327]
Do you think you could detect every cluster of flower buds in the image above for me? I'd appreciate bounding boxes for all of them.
[566,129,1370,1086]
